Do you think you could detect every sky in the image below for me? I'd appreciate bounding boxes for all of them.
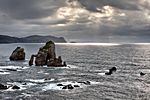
[0,0,150,42]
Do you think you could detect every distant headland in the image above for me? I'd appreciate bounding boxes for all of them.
[0,35,66,43]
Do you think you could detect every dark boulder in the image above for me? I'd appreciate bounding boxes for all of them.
[110,67,117,72]
[29,55,36,66]
[140,72,145,76]
[22,83,27,85]
[105,71,112,75]
[62,84,74,89]
[105,67,117,75]
[9,47,25,61]
[57,84,64,86]
[12,85,20,89]
[74,85,80,87]
[0,84,8,90]
[63,62,67,67]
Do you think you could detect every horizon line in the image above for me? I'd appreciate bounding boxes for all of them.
[56,43,150,46]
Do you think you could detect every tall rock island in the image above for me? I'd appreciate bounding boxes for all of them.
[29,41,66,67]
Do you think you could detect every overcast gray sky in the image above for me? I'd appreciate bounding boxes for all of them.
[0,0,150,42]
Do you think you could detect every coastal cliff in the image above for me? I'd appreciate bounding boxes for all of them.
[0,35,66,43]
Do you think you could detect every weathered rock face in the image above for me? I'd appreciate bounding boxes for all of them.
[35,51,47,66]
[29,41,66,67]
[29,55,36,66]
[0,83,8,90]
[9,47,25,61]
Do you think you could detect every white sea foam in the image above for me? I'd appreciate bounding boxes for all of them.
[42,64,78,69]
[21,93,33,97]
[26,78,55,83]
[37,71,44,73]
[53,65,78,69]
[22,66,29,69]
[6,82,36,91]
[0,65,22,69]
[0,72,10,75]
[6,83,26,91]
[43,83,62,91]
[37,71,49,75]
[23,62,28,65]
[43,81,100,91]
[0,65,29,70]
[98,73,105,75]
[67,65,78,68]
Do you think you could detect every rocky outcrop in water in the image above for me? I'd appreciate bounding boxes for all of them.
[29,41,66,67]
[9,47,25,61]
[0,84,8,90]
[140,72,145,76]
[62,84,74,89]
[56,81,92,90]
[105,67,117,75]
[12,85,20,89]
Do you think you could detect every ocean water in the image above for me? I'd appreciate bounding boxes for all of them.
[0,43,150,100]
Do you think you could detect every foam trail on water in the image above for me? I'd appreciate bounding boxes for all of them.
[26,78,55,83]
[0,72,10,75]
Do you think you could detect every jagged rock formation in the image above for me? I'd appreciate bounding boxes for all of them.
[0,84,8,90]
[29,41,66,67]
[9,47,25,61]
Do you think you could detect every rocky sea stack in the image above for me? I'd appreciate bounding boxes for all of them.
[9,47,25,61]
[29,41,66,67]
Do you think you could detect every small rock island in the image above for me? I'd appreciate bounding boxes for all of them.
[9,47,25,61]
[29,41,66,67]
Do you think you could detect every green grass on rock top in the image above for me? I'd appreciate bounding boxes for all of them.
[42,40,54,49]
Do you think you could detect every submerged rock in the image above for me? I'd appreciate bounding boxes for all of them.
[57,84,64,86]
[78,81,91,85]
[140,72,145,76]
[105,67,117,75]
[0,84,8,90]
[22,83,27,85]
[74,85,80,87]
[62,84,74,89]
[12,85,20,89]
[105,71,112,75]
[110,67,117,72]
[9,47,25,61]
[29,41,66,67]
[5,68,17,71]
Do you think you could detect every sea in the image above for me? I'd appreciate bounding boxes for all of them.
[0,43,150,100]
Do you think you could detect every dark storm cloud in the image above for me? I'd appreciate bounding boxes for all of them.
[0,0,149,42]
[0,0,145,20]
[77,0,140,12]
[0,0,65,20]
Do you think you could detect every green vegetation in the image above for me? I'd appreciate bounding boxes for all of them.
[42,40,54,49]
